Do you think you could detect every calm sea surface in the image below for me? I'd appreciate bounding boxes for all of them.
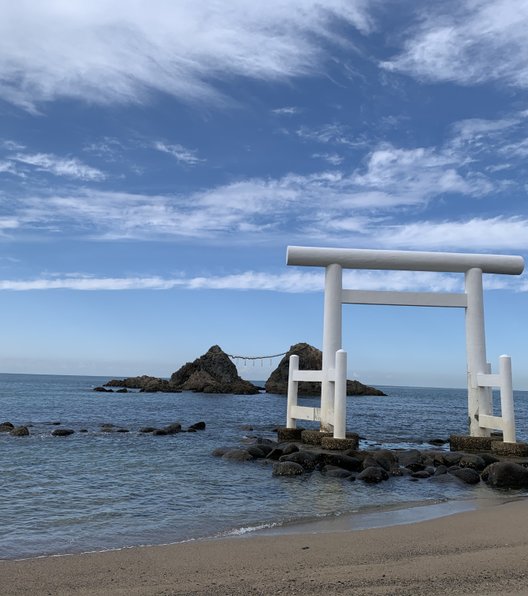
[1,373,527,560]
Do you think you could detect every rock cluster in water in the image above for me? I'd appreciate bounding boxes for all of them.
[101,342,385,396]
[215,434,528,490]
[0,419,206,437]
[265,342,386,396]
[103,345,259,394]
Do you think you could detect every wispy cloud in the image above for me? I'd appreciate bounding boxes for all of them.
[312,152,344,165]
[1,268,525,293]
[382,0,528,89]
[11,153,105,181]
[0,2,375,111]
[272,106,301,116]
[296,123,363,146]
[153,141,204,166]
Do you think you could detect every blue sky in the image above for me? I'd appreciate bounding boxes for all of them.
[1,0,528,388]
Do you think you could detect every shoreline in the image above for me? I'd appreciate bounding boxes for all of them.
[3,496,528,595]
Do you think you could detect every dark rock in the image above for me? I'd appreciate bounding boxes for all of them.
[301,430,332,446]
[247,446,267,459]
[104,375,174,391]
[266,448,284,461]
[272,462,304,476]
[480,453,500,467]
[281,443,299,456]
[449,468,480,484]
[253,443,273,456]
[411,470,432,479]
[279,451,319,471]
[368,449,397,472]
[277,427,304,442]
[116,388,128,393]
[80,429,88,433]
[139,427,157,433]
[434,465,448,476]
[428,438,448,446]
[211,447,231,457]
[482,462,528,489]
[10,426,29,437]
[189,421,206,431]
[170,346,259,394]
[187,428,197,433]
[321,453,362,472]
[222,449,253,462]
[459,454,486,471]
[264,342,385,396]
[357,466,389,483]
[321,466,352,479]
[0,421,14,432]
[152,429,168,436]
[164,423,182,434]
[94,386,113,392]
[50,421,61,425]
[398,450,424,472]
[51,428,74,437]
[441,452,463,467]
[116,428,129,433]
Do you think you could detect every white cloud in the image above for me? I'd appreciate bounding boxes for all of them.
[272,107,301,116]
[382,0,528,89]
[312,152,344,165]
[376,217,528,251]
[296,123,362,146]
[0,1,375,111]
[1,268,525,293]
[11,153,105,181]
[153,141,203,166]
[0,161,20,175]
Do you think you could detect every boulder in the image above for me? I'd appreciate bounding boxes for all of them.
[482,462,528,489]
[222,449,253,462]
[189,421,206,431]
[458,454,486,471]
[51,428,74,437]
[449,468,480,484]
[279,451,319,471]
[357,466,389,483]
[10,426,29,437]
[321,466,353,479]
[0,421,14,432]
[398,450,424,472]
[164,423,182,434]
[281,443,299,456]
[272,462,304,476]
[94,386,113,392]
[264,342,385,396]
[104,375,175,391]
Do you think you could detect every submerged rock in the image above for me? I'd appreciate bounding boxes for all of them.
[264,342,385,396]
[0,421,14,432]
[10,426,29,437]
[51,428,74,437]
[482,462,528,489]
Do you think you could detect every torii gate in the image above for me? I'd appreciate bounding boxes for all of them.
[285,246,525,444]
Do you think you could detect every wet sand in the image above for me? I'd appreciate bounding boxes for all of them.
[2,497,528,595]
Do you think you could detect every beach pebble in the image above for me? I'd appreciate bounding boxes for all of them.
[272,461,304,476]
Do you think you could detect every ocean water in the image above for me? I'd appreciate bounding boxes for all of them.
[1,373,527,560]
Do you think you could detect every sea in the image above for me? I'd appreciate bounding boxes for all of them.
[1,373,527,560]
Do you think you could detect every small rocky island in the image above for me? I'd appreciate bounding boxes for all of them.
[104,345,260,394]
[265,343,385,396]
[102,342,385,396]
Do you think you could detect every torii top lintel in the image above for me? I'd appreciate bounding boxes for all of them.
[286,246,525,276]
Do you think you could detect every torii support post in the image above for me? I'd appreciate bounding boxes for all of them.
[321,264,342,432]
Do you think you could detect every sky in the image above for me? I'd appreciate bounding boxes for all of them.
[1,0,528,389]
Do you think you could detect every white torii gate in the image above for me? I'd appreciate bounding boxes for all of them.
[285,246,525,443]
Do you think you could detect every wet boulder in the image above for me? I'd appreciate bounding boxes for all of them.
[10,426,29,437]
[321,465,353,479]
[51,428,74,437]
[357,466,389,483]
[458,454,486,471]
[0,421,14,432]
[189,421,206,431]
[222,449,253,462]
[279,451,319,471]
[449,468,480,484]
[482,462,528,489]
[272,461,304,476]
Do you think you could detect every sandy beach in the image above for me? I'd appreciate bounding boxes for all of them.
[3,497,528,596]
